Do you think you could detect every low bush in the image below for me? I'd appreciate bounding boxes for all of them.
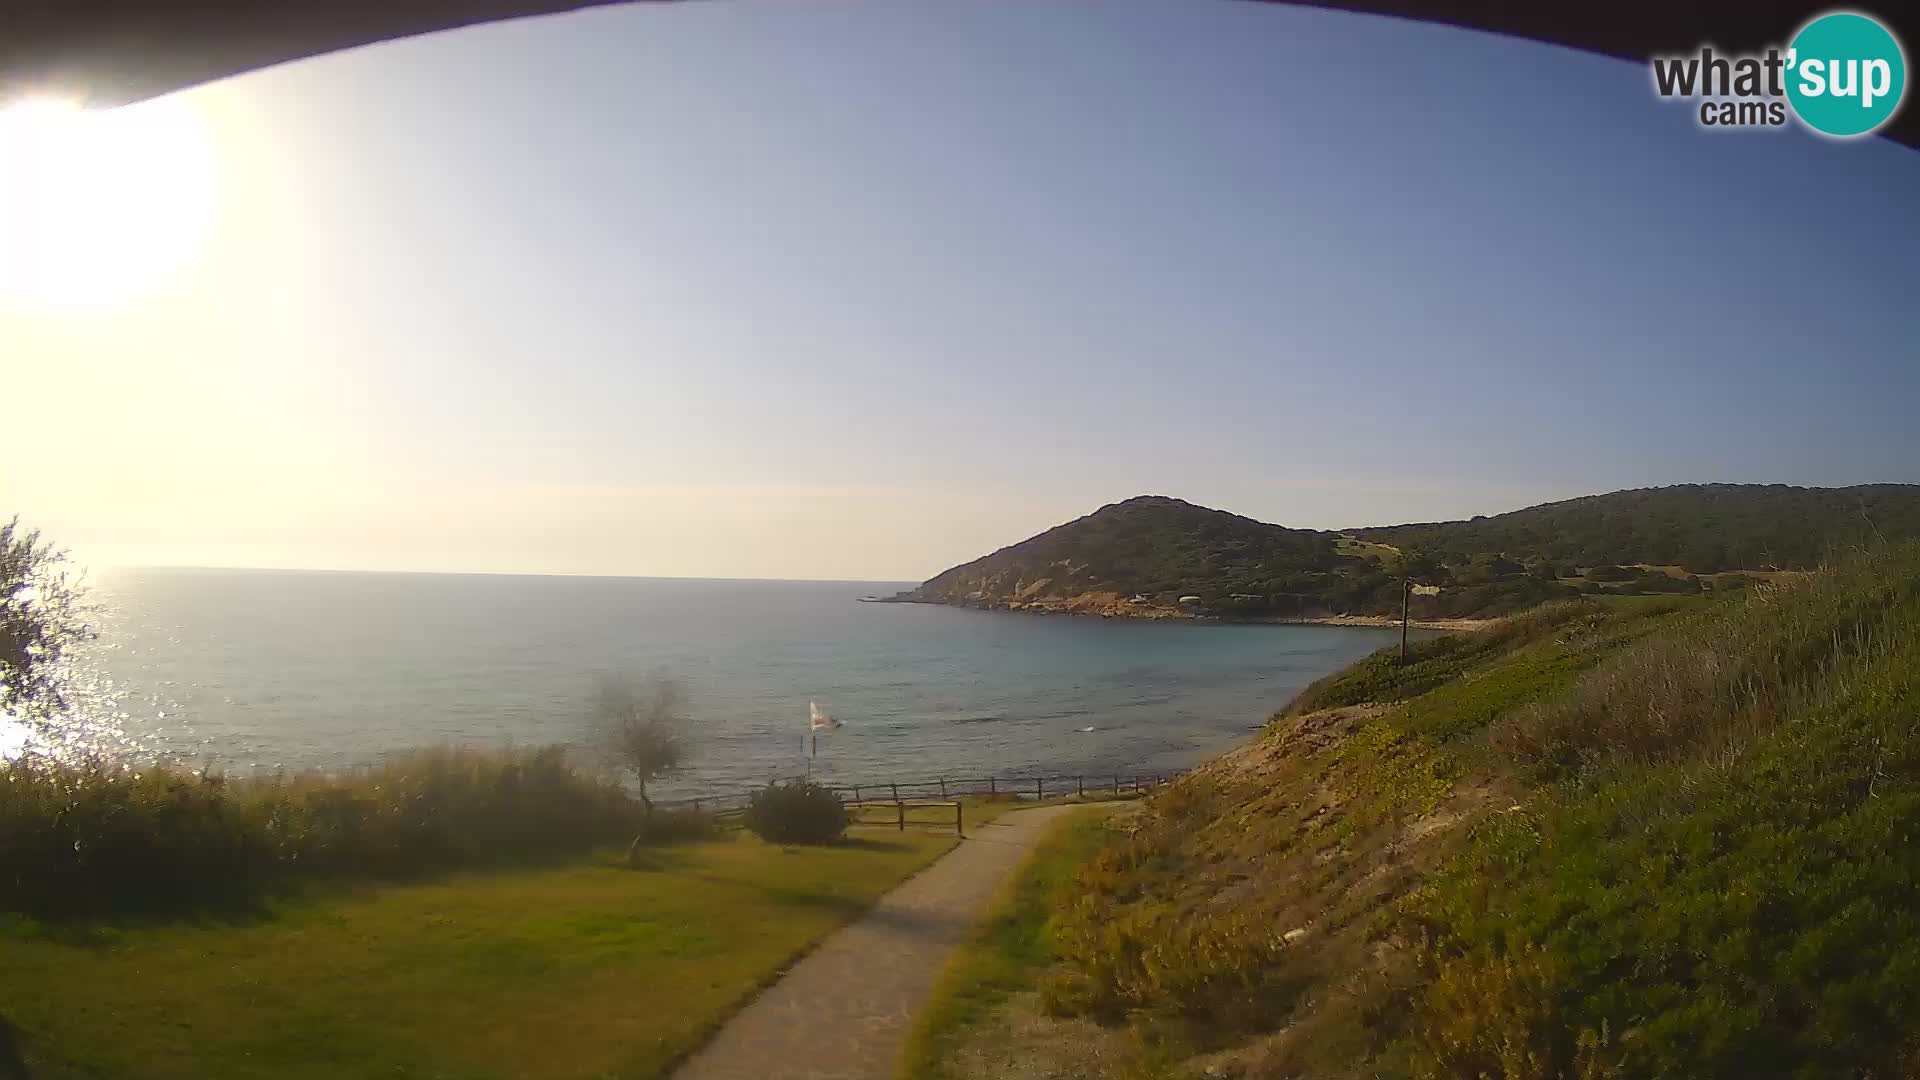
[1047,899,1292,1034]
[635,805,719,844]
[1411,943,1619,1080]
[744,781,847,845]
[0,745,642,917]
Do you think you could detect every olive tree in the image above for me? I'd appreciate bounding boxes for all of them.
[1,519,89,729]
[595,672,686,818]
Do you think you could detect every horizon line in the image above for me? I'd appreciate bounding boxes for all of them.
[95,563,922,586]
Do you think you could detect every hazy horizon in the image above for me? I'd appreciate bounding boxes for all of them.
[77,479,1920,582]
[96,562,918,584]
[7,1,1918,580]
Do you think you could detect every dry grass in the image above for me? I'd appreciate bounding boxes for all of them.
[1492,553,1919,775]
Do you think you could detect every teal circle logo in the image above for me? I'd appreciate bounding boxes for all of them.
[1786,12,1907,137]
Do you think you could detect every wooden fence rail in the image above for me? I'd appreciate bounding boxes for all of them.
[655,769,1185,820]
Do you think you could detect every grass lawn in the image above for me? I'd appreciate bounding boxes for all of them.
[4,828,961,1080]
[896,806,1117,1080]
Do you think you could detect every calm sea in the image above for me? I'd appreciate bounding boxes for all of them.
[25,569,1400,797]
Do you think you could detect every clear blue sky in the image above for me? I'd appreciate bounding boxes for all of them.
[5,0,1918,579]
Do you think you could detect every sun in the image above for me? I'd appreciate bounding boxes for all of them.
[0,95,216,310]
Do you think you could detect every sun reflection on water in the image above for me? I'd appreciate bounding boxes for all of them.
[0,713,27,760]
[0,642,168,766]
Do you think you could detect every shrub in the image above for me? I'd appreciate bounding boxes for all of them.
[635,805,719,844]
[0,757,278,915]
[744,781,847,845]
[1412,943,1619,1080]
[1047,898,1292,1033]
[0,745,641,917]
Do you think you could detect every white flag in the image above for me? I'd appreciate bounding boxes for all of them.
[809,701,843,733]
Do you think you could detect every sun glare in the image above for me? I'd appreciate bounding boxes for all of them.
[0,95,216,310]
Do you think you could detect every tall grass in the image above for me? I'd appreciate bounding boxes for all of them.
[0,746,655,917]
[1281,600,1621,717]
[1410,544,1920,1078]
[1492,547,1920,776]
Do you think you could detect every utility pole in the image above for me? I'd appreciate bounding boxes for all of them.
[1400,576,1412,663]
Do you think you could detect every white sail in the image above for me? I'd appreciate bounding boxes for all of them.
[809,701,842,732]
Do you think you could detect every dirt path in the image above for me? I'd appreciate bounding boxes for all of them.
[669,804,1085,1080]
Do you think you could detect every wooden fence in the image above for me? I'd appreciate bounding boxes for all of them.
[690,798,973,836]
[656,769,1185,836]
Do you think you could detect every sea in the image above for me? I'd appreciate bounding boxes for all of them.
[15,568,1403,798]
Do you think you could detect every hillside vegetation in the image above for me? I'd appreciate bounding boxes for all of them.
[908,496,1346,615]
[1027,545,1920,1079]
[898,485,1920,620]
[1358,483,1920,574]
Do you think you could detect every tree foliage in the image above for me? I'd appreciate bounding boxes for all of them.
[595,673,686,815]
[0,519,89,728]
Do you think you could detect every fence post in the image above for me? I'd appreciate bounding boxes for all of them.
[1113,774,1120,795]
[1036,777,1043,801]
[891,782,900,802]
[939,778,947,799]
[1077,775,1085,797]
[898,801,906,831]
[853,784,862,803]
[956,801,964,838]
[692,798,701,812]
[989,777,996,796]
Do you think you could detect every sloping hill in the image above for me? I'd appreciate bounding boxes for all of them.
[903,496,1345,616]
[1032,547,1920,1079]
[1357,482,1920,573]
[899,484,1920,620]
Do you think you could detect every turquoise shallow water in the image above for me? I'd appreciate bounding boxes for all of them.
[35,568,1401,796]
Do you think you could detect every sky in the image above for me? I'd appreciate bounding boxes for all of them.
[3,0,1918,581]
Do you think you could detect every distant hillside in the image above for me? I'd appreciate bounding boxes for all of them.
[1357,483,1920,573]
[899,484,1920,620]
[904,496,1344,617]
